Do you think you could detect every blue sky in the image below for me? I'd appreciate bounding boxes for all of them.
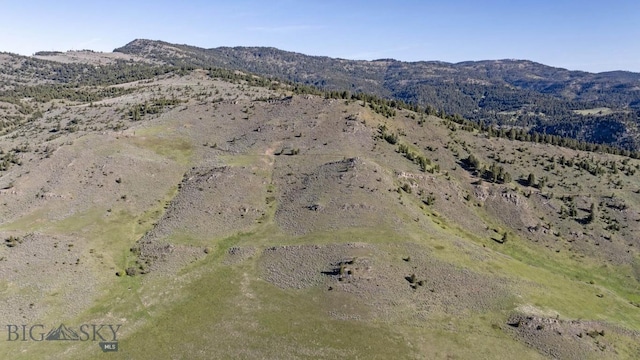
[1,0,638,72]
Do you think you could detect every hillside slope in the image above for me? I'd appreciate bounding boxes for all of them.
[113,39,640,149]
[0,53,639,358]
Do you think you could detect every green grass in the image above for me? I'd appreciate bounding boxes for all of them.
[0,206,149,359]
[92,253,415,359]
[427,215,640,329]
[481,236,640,329]
[65,223,594,360]
[129,126,193,164]
[5,72,640,359]
[378,199,640,331]
[0,186,190,359]
[402,312,545,359]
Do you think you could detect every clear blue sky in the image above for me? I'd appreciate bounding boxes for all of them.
[1,0,639,73]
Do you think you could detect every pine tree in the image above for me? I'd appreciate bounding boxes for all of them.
[527,173,536,187]
[466,154,480,170]
[586,203,597,223]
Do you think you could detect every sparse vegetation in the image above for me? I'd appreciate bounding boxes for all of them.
[4,235,22,247]
[1,42,640,360]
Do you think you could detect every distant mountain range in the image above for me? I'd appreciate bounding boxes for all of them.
[114,39,640,149]
[4,39,640,358]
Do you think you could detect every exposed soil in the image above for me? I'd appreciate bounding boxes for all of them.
[259,242,511,323]
[504,313,640,359]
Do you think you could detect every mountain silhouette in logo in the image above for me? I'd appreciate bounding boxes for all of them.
[45,324,80,341]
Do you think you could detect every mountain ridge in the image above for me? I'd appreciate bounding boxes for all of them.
[118,38,638,75]
[113,39,640,149]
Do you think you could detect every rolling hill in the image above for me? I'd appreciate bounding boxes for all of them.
[113,39,640,150]
[0,45,639,358]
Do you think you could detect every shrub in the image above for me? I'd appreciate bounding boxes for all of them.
[4,236,22,247]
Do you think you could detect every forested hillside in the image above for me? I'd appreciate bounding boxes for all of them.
[114,39,640,149]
